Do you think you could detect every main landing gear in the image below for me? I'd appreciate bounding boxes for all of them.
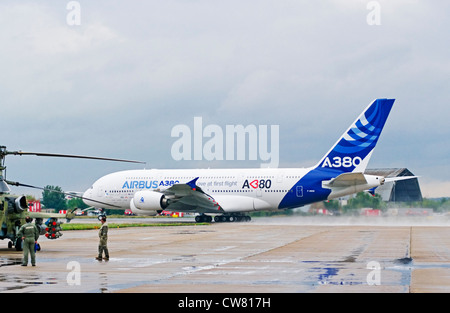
[194,214,251,223]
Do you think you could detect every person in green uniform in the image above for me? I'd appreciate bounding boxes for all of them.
[96,216,109,261]
[17,216,39,266]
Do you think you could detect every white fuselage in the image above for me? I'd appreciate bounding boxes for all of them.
[83,167,312,212]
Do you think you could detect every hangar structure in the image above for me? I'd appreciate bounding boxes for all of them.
[365,168,422,202]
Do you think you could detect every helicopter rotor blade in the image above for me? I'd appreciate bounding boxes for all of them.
[5,180,122,209]
[5,151,145,164]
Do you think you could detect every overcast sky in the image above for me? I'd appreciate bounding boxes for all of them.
[1,0,449,198]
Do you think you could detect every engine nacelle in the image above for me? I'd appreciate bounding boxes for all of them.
[129,199,158,216]
[133,190,169,211]
[15,196,28,212]
[6,196,28,213]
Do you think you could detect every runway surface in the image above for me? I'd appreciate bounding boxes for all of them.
[2,216,450,293]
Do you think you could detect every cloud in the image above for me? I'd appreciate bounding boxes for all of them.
[1,1,449,197]
[0,3,123,120]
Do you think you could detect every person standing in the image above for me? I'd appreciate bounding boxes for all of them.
[96,216,109,261]
[17,216,39,266]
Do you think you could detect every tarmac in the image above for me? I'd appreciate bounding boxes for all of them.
[2,216,450,293]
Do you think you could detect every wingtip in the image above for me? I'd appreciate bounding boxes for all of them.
[186,177,199,189]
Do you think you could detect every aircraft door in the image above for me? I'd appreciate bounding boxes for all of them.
[296,186,303,197]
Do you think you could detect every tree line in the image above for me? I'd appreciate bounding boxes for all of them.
[38,185,88,212]
[30,186,450,215]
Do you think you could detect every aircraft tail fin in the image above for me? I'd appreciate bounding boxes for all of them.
[316,98,395,173]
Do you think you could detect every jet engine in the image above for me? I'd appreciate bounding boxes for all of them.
[129,199,158,216]
[5,196,28,214]
[132,190,170,211]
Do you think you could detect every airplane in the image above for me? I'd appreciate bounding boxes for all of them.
[83,98,417,222]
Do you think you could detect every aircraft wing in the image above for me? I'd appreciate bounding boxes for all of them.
[162,178,225,213]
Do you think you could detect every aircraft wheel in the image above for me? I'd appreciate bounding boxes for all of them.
[195,215,202,223]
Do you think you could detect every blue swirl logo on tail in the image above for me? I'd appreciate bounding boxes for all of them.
[317,98,395,172]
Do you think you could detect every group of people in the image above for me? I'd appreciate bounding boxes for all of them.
[18,215,109,266]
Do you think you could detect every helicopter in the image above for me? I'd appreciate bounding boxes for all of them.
[0,145,144,251]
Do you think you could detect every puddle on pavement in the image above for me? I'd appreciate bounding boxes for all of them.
[395,257,413,265]
[301,261,363,286]
[0,257,22,267]
[0,257,60,292]
[0,273,58,292]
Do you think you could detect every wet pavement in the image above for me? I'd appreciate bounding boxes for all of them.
[2,216,450,293]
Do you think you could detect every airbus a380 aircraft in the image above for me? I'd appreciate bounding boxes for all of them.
[83,98,414,222]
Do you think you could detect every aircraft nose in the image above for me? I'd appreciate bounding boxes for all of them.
[82,188,96,207]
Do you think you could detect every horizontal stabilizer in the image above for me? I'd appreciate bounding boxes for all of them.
[323,172,384,199]
[384,176,419,183]
[323,172,367,187]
